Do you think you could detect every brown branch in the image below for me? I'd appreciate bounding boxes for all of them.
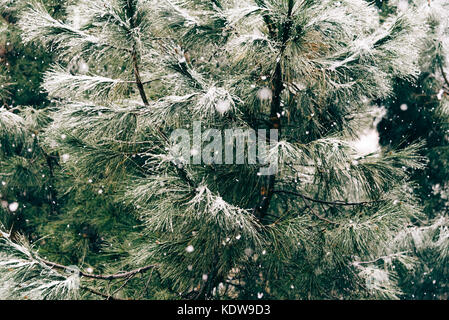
[309,211,339,226]
[439,58,449,89]
[124,6,198,192]
[109,274,136,298]
[132,47,149,106]
[40,258,157,280]
[354,252,409,266]
[127,1,149,107]
[299,194,340,226]
[273,190,382,207]
[80,286,124,300]
[84,264,158,280]
[125,8,198,190]
[254,0,294,221]
[128,39,198,190]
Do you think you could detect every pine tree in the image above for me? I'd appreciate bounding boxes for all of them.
[375,0,449,300]
[0,0,435,300]
[0,0,63,107]
[0,0,69,238]
[1,0,149,300]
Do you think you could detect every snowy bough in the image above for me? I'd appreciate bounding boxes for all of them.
[0,0,436,299]
[375,0,449,299]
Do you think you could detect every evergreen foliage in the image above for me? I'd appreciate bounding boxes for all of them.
[375,0,449,300]
[0,0,447,300]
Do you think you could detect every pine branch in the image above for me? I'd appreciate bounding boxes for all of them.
[124,27,201,190]
[109,274,136,298]
[6,0,432,300]
[123,5,199,191]
[44,151,59,215]
[127,0,149,106]
[254,0,276,39]
[0,107,59,214]
[132,47,149,106]
[353,252,410,266]
[273,190,383,207]
[294,192,340,226]
[40,258,158,280]
[438,57,449,90]
[80,285,124,300]
[254,0,294,221]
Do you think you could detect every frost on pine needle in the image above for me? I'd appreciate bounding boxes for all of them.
[43,65,131,101]
[357,265,401,299]
[0,73,11,101]
[2,0,446,300]
[195,86,236,118]
[0,228,80,300]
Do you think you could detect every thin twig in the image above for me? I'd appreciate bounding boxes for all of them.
[80,286,124,300]
[109,274,136,298]
[40,258,157,280]
[301,195,340,225]
[353,252,409,266]
[439,58,449,89]
[273,190,382,207]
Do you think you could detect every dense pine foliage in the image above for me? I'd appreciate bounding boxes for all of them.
[0,0,448,300]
